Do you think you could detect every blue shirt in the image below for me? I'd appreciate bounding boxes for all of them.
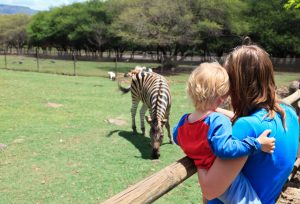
[208,104,299,204]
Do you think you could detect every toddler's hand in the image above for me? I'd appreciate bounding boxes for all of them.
[257,130,275,153]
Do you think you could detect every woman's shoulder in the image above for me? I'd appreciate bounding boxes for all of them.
[232,114,263,139]
[233,112,264,133]
[280,103,297,115]
[235,112,262,124]
[279,103,298,124]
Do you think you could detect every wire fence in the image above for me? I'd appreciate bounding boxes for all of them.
[0,53,161,78]
[1,51,300,78]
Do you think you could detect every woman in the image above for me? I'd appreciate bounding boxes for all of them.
[197,45,299,204]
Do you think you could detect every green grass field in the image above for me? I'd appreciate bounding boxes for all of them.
[0,61,300,203]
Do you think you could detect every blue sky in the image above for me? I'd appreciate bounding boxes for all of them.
[1,0,88,11]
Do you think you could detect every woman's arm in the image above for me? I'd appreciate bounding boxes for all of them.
[198,129,272,200]
[197,157,248,200]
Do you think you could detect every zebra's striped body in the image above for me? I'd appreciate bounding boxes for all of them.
[119,71,172,159]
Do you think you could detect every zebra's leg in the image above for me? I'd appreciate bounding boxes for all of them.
[140,103,148,136]
[131,100,139,133]
[165,118,173,144]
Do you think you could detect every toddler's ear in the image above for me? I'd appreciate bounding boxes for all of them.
[216,97,224,106]
[145,116,152,124]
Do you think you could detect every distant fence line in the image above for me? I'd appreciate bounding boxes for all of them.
[1,50,300,73]
[0,49,225,64]
[271,57,300,71]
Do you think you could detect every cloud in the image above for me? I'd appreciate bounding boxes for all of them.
[1,0,88,11]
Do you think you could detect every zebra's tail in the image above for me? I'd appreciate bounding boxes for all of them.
[118,83,131,94]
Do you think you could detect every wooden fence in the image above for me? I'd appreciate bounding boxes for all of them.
[103,90,300,204]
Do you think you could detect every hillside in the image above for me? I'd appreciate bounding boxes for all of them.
[0,4,38,15]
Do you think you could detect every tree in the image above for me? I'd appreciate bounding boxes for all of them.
[111,0,198,68]
[84,0,111,57]
[245,0,300,57]
[0,14,31,53]
[28,1,111,55]
[27,11,53,48]
[26,0,300,59]
[190,0,250,56]
[284,0,300,9]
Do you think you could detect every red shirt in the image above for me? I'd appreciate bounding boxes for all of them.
[177,114,215,169]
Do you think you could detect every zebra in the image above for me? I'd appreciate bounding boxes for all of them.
[123,66,153,77]
[119,71,173,159]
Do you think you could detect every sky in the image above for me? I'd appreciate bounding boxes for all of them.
[1,0,88,11]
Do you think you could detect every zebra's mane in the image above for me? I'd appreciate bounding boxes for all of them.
[152,76,165,121]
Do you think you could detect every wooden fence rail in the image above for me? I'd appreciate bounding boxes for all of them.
[102,157,196,204]
[103,90,300,204]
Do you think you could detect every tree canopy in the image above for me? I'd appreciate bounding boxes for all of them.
[284,0,300,9]
[0,14,31,52]
[0,0,299,66]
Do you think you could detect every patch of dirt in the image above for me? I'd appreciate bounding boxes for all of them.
[277,165,300,203]
[106,118,127,126]
[12,138,25,144]
[0,143,6,151]
[47,102,63,108]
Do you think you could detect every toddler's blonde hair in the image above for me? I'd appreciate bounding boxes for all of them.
[187,62,229,111]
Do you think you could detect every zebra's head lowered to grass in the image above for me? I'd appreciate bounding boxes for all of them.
[146,116,169,159]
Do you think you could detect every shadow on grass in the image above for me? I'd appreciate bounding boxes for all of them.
[107,130,152,160]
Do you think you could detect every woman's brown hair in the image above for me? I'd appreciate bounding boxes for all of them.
[224,45,286,127]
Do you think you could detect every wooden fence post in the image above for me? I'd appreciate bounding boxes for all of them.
[73,52,77,76]
[36,48,39,72]
[4,49,7,69]
[115,56,118,76]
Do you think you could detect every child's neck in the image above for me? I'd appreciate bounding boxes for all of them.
[188,109,211,123]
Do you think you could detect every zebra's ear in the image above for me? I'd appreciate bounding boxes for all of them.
[161,118,168,125]
[145,116,152,124]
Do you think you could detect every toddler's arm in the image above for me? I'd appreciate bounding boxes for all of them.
[215,107,234,119]
[209,114,274,158]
